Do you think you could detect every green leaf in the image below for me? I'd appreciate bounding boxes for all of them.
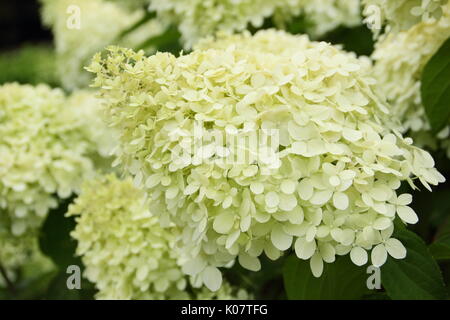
[225,255,286,299]
[323,25,375,56]
[429,219,450,261]
[430,233,450,261]
[381,226,448,300]
[136,25,182,55]
[44,270,96,300]
[38,198,97,300]
[421,36,450,133]
[39,197,80,268]
[283,255,370,300]
[14,270,58,300]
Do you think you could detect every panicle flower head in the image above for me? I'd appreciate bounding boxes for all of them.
[67,174,248,299]
[0,83,111,264]
[0,227,36,271]
[40,0,163,90]
[0,229,53,286]
[294,0,361,38]
[87,30,444,291]
[371,4,450,155]
[363,0,449,35]
[150,0,361,48]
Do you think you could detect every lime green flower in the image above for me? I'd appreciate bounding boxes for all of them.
[363,0,448,35]
[150,0,360,48]
[371,4,450,155]
[0,83,111,270]
[294,0,361,38]
[68,174,248,299]
[0,228,53,287]
[40,0,164,90]
[87,30,444,290]
[0,228,36,271]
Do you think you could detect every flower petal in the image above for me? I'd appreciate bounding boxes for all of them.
[295,238,316,260]
[238,253,261,271]
[333,192,349,210]
[397,205,419,224]
[271,224,293,251]
[202,266,222,292]
[371,244,388,267]
[310,252,324,277]
[385,238,407,259]
[350,246,368,266]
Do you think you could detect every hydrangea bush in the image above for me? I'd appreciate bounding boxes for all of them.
[87,30,445,290]
[2,0,450,302]
[40,0,164,90]
[0,83,111,272]
[362,0,449,35]
[150,0,361,48]
[371,4,450,155]
[67,174,249,299]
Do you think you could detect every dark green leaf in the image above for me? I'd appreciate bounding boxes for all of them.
[323,25,375,56]
[283,254,370,300]
[430,234,450,261]
[44,270,96,300]
[421,36,450,133]
[38,198,97,299]
[381,226,448,299]
[14,270,58,300]
[38,197,80,268]
[225,255,286,299]
[429,220,450,261]
[136,25,182,55]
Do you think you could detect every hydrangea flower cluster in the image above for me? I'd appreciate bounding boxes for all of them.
[0,228,36,271]
[295,0,361,39]
[362,0,449,35]
[67,174,248,299]
[150,0,361,48]
[371,4,450,155]
[87,30,444,290]
[0,83,111,269]
[0,230,53,285]
[40,0,164,90]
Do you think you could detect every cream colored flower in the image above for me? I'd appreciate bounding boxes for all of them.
[0,229,54,288]
[371,4,450,155]
[362,0,448,34]
[40,0,164,90]
[150,0,361,48]
[0,83,111,270]
[68,174,249,299]
[87,30,444,290]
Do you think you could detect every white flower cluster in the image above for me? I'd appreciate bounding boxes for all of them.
[0,83,111,269]
[371,4,450,155]
[0,230,53,284]
[68,174,249,299]
[0,229,35,271]
[150,0,361,48]
[0,230,55,289]
[40,0,164,90]
[296,0,361,38]
[88,30,444,291]
[362,0,449,34]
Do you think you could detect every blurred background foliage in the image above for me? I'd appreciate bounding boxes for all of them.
[1,0,449,300]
